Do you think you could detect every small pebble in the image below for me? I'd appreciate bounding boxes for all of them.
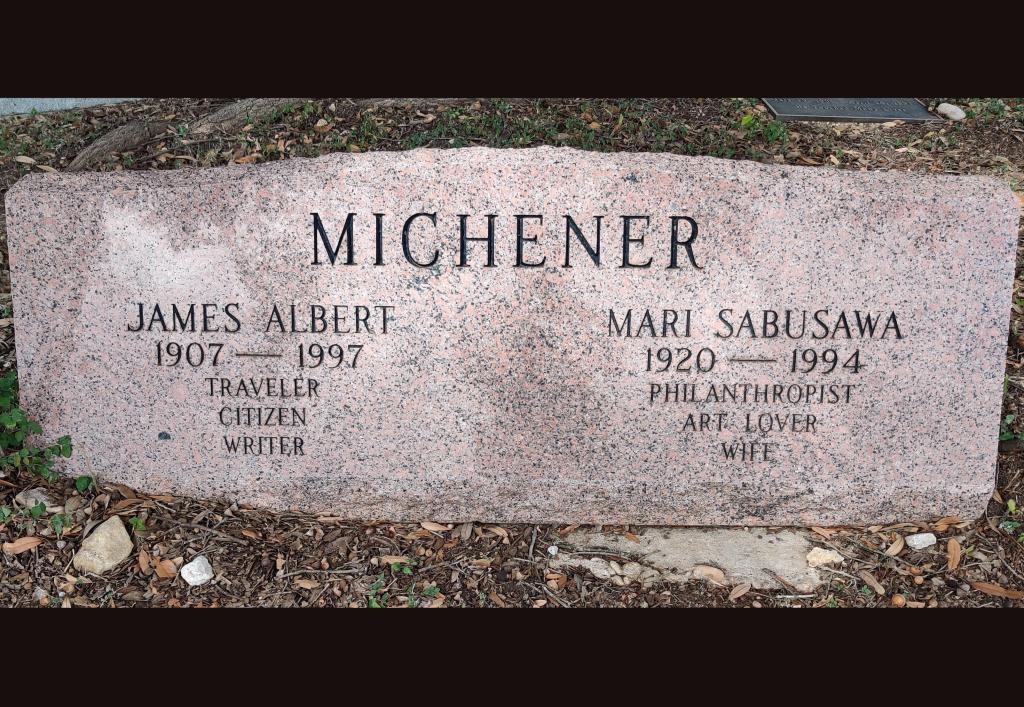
[546,545,558,557]
[806,547,844,567]
[180,555,215,586]
[906,532,937,550]
[935,103,966,121]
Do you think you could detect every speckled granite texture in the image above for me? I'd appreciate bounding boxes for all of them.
[4,148,1019,524]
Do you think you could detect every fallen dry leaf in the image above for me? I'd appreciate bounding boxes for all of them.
[241,529,262,539]
[947,538,962,571]
[484,525,509,538]
[728,583,752,601]
[2,536,42,555]
[154,559,178,579]
[488,590,506,607]
[14,155,36,165]
[970,581,1024,600]
[138,549,152,575]
[858,569,885,595]
[294,578,319,590]
[811,526,838,538]
[885,535,905,556]
[420,521,450,533]
[379,555,409,565]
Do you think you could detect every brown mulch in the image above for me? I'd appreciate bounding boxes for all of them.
[1,97,1023,608]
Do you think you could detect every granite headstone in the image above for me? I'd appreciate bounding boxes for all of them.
[5,147,1018,524]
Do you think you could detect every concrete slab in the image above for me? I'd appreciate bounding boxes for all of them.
[552,527,829,592]
[0,98,133,116]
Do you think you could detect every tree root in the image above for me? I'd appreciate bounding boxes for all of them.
[67,120,171,171]
[66,97,495,171]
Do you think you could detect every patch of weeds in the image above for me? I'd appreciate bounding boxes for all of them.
[259,102,297,127]
[74,475,93,494]
[0,370,72,482]
[352,114,385,150]
[999,413,1021,441]
[985,99,1006,118]
[122,154,135,168]
[367,572,388,608]
[421,584,440,597]
[128,516,146,532]
[51,512,69,536]
[739,112,759,137]
[390,558,416,576]
[706,129,737,159]
[763,120,787,145]
[28,501,45,519]
[0,505,11,523]
[1000,499,1023,542]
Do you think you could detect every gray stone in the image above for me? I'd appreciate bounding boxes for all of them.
[180,555,214,586]
[936,103,967,121]
[551,527,823,591]
[14,487,62,514]
[72,516,133,575]
[905,532,937,550]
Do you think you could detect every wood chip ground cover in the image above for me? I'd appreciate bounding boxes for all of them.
[1,97,1023,607]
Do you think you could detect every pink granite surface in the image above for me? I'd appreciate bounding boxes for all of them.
[4,147,1020,524]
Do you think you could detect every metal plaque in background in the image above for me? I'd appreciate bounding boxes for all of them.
[762,98,940,123]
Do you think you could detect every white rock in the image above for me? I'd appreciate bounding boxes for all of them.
[73,516,133,574]
[691,564,727,586]
[935,103,966,121]
[14,487,63,514]
[639,568,662,588]
[546,545,558,557]
[180,555,214,586]
[585,558,615,580]
[621,562,644,579]
[806,547,844,567]
[905,532,937,550]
